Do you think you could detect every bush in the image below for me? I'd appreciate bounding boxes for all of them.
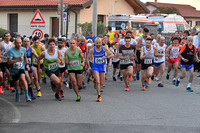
[0,28,7,37]
[78,22,106,37]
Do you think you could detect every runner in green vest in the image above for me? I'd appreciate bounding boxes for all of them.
[65,38,85,102]
[38,38,64,101]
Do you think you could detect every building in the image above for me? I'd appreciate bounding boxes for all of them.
[145,2,200,28]
[0,0,149,38]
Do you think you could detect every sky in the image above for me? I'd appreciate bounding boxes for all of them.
[141,0,200,10]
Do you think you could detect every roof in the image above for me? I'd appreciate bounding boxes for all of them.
[0,0,90,6]
[126,0,150,14]
[146,2,200,18]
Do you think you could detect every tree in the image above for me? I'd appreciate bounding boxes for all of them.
[152,7,181,15]
[78,22,106,37]
[0,28,7,36]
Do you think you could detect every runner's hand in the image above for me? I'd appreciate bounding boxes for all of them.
[102,56,107,60]
[155,57,158,61]
[145,53,148,57]
[19,56,23,61]
[26,65,30,71]
[169,56,174,60]
[183,58,188,63]
[69,61,74,66]
[81,62,85,67]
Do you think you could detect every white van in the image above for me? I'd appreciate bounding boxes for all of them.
[107,14,147,32]
[147,14,191,34]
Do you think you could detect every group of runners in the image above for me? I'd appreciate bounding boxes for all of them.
[0,27,199,102]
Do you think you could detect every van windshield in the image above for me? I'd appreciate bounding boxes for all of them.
[108,21,128,30]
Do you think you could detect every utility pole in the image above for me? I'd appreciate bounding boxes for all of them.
[92,0,97,36]
[61,0,64,35]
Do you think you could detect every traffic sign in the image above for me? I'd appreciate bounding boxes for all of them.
[63,12,67,22]
[30,9,45,29]
[121,23,126,28]
[32,29,43,40]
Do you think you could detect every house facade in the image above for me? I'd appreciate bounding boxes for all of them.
[0,0,149,38]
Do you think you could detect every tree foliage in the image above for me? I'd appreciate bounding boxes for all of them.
[0,28,7,36]
[152,7,181,15]
[78,22,106,37]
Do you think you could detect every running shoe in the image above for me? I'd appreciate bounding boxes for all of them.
[172,80,176,85]
[133,76,136,81]
[10,87,15,92]
[141,85,145,91]
[76,95,81,102]
[26,95,31,102]
[113,76,117,81]
[65,82,69,88]
[5,85,10,90]
[136,73,140,80]
[124,86,129,91]
[147,78,151,85]
[155,77,159,81]
[82,82,86,89]
[129,75,132,81]
[158,83,164,87]
[78,86,83,90]
[0,85,4,94]
[120,76,123,81]
[151,75,154,80]
[37,90,42,97]
[100,87,104,92]
[96,96,102,102]
[186,87,193,92]
[59,90,65,98]
[144,81,148,87]
[175,79,180,87]
[166,74,169,80]
[55,93,61,101]
[20,89,24,95]
[117,74,120,79]
[31,94,36,100]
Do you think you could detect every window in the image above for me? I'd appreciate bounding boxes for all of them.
[176,24,184,31]
[98,15,105,23]
[9,14,18,33]
[186,20,192,27]
[196,21,200,26]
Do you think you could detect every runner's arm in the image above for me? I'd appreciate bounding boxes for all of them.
[32,48,39,58]
[37,51,45,70]
[78,47,85,65]
[165,45,172,57]
[41,45,46,51]
[104,45,114,59]
[86,48,93,68]
[57,50,64,65]
[140,47,147,60]
[136,37,142,51]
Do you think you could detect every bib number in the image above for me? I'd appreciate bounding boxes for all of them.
[48,63,57,70]
[95,58,104,64]
[28,58,32,64]
[34,57,37,63]
[121,59,130,64]
[144,59,152,64]
[71,60,80,67]
[13,62,23,69]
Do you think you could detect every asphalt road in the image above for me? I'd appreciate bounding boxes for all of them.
[1,67,200,133]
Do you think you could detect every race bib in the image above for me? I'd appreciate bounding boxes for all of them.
[144,59,152,64]
[95,58,104,64]
[48,62,57,70]
[13,62,23,69]
[28,58,32,64]
[120,59,131,64]
[71,60,80,67]
[34,57,37,63]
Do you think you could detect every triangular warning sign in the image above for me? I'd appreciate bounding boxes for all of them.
[31,9,45,24]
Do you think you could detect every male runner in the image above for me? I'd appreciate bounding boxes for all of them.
[87,37,114,102]
[7,38,31,102]
[175,36,200,92]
